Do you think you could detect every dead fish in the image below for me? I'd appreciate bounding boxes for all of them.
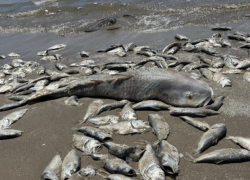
[136,50,155,57]
[82,99,104,123]
[96,100,129,115]
[47,44,66,52]
[72,134,102,155]
[139,144,166,180]
[41,155,62,180]
[88,115,120,125]
[236,59,250,69]
[204,96,224,111]
[200,68,214,81]
[0,109,28,129]
[99,119,150,135]
[80,51,90,57]
[8,52,20,57]
[243,71,250,82]
[104,142,136,159]
[221,68,244,74]
[92,153,109,161]
[213,72,231,87]
[132,100,171,110]
[0,84,12,94]
[0,129,23,139]
[0,72,5,78]
[69,166,96,180]
[196,123,226,153]
[37,66,45,75]
[153,140,179,174]
[55,63,68,71]
[162,42,181,54]
[227,136,250,151]
[208,67,222,73]
[103,157,137,176]
[0,55,6,59]
[107,47,126,57]
[148,114,170,141]
[227,34,247,41]
[40,56,57,61]
[212,61,224,68]
[64,96,80,106]
[223,55,240,68]
[61,149,81,180]
[133,46,151,53]
[37,51,47,56]
[120,103,137,121]
[122,42,136,52]
[211,27,232,31]
[77,126,112,142]
[169,107,219,117]
[239,44,250,49]
[174,34,189,41]
[193,148,250,164]
[3,64,13,70]
[180,116,210,131]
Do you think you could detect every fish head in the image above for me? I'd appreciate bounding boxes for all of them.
[161,154,179,174]
[159,79,213,107]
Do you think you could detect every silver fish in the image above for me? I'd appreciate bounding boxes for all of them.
[55,63,68,71]
[227,136,250,151]
[204,96,224,111]
[132,100,171,110]
[47,44,67,52]
[0,129,23,139]
[194,148,250,164]
[153,140,179,174]
[77,126,112,142]
[200,68,214,81]
[180,116,210,131]
[61,149,81,180]
[123,42,136,52]
[40,56,57,61]
[82,99,104,123]
[88,115,120,125]
[148,114,170,141]
[175,34,189,41]
[107,47,126,57]
[196,123,226,153]
[41,155,62,180]
[64,96,80,106]
[139,144,166,180]
[72,134,102,155]
[104,142,136,159]
[8,52,20,57]
[169,107,219,117]
[97,100,129,115]
[236,59,250,69]
[0,109,28,129]
[120,103,137,121]
[68,166,95,180]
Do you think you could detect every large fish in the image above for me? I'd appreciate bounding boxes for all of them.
[0,68,213,111]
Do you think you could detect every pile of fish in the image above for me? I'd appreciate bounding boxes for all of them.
[1,27,250,179]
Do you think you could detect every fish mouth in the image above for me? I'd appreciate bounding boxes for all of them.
[199,87,213,107]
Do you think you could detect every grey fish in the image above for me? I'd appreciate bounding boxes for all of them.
[0,68,213,111]
[133,46,151,53]
[227,136,250,151]
[227,35,246,41]
[0,129,23,139]
[193,148,250,164]
[211,27,232,31]
[243,71,250,82]
[37,51,47,56]
[122,42,136,52]
[175,34,189,41]
[213,72,232,87]
[0,109,28,129]
[72,134,102,155]
[96,100,129,115]
[103,157,137,176]
[47,44,66,52]
[180,116,210,131]
[148,114,170,141]
[153,140,179,174]
[162,42,181,54]
[92,153,109,161]
[55,63,68,71]
[37,66,46,75]
[221,68,244,74]
[40,56,57,61]
[196,123,226,153]
[120,103,137,121]
[61,149,81,180]
[80,51,90,57]
[68,166,95,180]
[104,142,136,159]
[107,47,127,57]
[223,55,240,68]
[200,68,214,81]
[169,107,219,117]
[64,96,80,106]
[132,100,171,110]
[77,126,112,142]
[82,99,104,123]
[41,155,62,180]
[8,52,20,57]
[204,96,224,111]
[88,115,120,125]
[99,119,150,135]
[139,144,166,180]
[236,59,250,69]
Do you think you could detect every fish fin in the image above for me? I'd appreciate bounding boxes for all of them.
[184,152,195,162]
[215,160,224,165]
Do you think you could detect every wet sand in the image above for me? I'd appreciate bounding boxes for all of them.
[1,21,250,180]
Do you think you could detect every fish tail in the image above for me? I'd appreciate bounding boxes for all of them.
[0,100,27,112]
[184,152,195,162]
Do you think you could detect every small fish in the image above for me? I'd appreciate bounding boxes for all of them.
[88,115,120,125]
[211,27,232,31]
[37,66,45,75]
[162,42,181,54]
[169,107,219,117]
[72,134,102,155]
[82,99,104,123]
[47,44,67,52]
[8,52,20,57]
[193,148,250,164]
[122,42,136,52]
[204,96,224,111]
[0,109,28,129]
[92,153,109,161]
[200,68,214,81]
[120,102,137,121]
[104,142,136,159]
[0,84,12,94]
[55,63,68,71]
[64,96,80,106]
[133,46,151,53]
[132,100,171,110]
[37,51,47,56]
[212,61,224,68]
[77,126,112,142]
[61,149,81,180]
[103,157,137,176]
[196,123,226,153]
[107,47,126,57]
[180,116,210,131]
[139,144,166,180]
[243,71,250,82]
[236,59,250,69]
[213,72,232,87]
[99,120,150,135]
[227,136,250,151]
[153,140,180,174]
[96,100,129,115]
[41,155,62,180]
[80,51,90,57]
[175,34,189,41]
[68,166,95,180]
[0,129,23,139]
[148,114,170,141]
[221,68,244,74]
[40,56,57,61]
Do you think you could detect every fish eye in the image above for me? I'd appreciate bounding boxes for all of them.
[186,93,193,100]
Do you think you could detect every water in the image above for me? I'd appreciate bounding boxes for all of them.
[0,0,250,35]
